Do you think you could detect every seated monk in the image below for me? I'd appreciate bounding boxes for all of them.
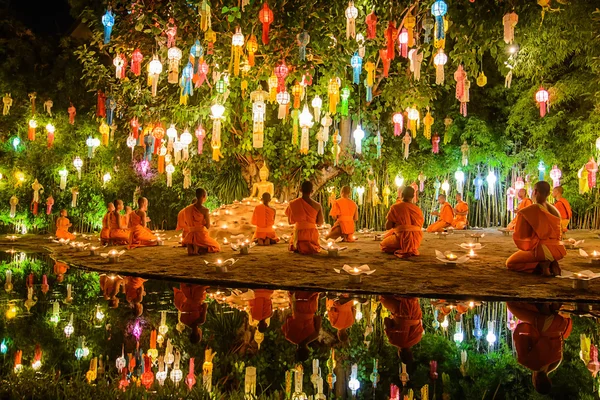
[249,289,274,332]
[433,299,469,322]
[109,200,130,245]
[124,276,147,317]
[181,188,220,255]
[285,181,323,254]
[326,185,358,242]
[99,274,124,308]
[176,198,196,246]
[507,189,532,231]
[128,197,157,248]
[506,181,566,277]
[282,291,321,362]
[174,283,209,343]
[100,203,115,245]
[251,193,279,245]
[56,209,76,240]
[53,261,69,283]
[452,193,469,230]
[380,186,424,258]
[426,194,454,233]
[326,296,356,342]
[552,186,572,233]
[380,295,423,369]
[507,302,572,395]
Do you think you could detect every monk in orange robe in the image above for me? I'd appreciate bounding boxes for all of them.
[56,209,76,240]
[109,200,130,245]
[174,283,209,343]
[99,274,124,308]
[506,181,566,276]
[100,203,115,245]
[552,186,572,233]
[380,186,424,258]
[452,193,469,230]
[124,276,146,316]
[434,300,469,322]
[54,261,69,283]
[507,302,572,395]
[251,193,279,245]
[176,199,196,246]
[380,295,423,367]
[249,289,274,332]
[181,188,220,255]
[426,194,454,232]
[326,186,358,242]
[326,297,355,342]
[285,181,323,254]
[282,291,321,362]
[128,197,157,248]
[507,189,532,231]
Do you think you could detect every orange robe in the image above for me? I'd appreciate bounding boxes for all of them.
[508,198,533,231]
[174,284,209,326]
[380,296,423,349]
[56,217,75,240]
[109,213,130,245]
[326,299,355,331]
[282,291,320,345]
[330,197,358,241]
[452,201,469,230]
[251,204,279,242]
[249,289,274,322]
[176,208,188,237]
[128,211,157,248]
[426,202,454,232]
[380,201,424,258]
[285,198,320,254]
[508,302,572,372]
[506,204,566,273]
[54,261,69,276]
[554,198,572,232]
[99,274,123,299]
[181,205,220,253]
[100,212,111,244]
[124,276,147,304]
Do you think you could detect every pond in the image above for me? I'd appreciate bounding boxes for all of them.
[0,250,596,399]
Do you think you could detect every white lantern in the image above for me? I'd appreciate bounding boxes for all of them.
[46,123,55,134]
[441,180,450,195]
[103,172,111,186]
[486,321,497,346]
[486,170,497,196]
[311,96,322,122]
[394,174,404,188]
[180,129,193,160]
[356,186,365,205]
[166,164,175,187]
[167,47,183,84]
[348,364,360,396]
[166,124,178,152]
[58,168,68,190]
[455,169,465,194]
[148,56,163,96]
[64,314,74,338]
[353,125,365,154]
[433,49,448,85]
[299,104,314,154]
[73,157,83,179]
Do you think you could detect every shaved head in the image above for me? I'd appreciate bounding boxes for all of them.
[301,181,313,195]
[534,181,551,197]
[341,186,351,196]
[518,189,527,199]
[402,186,415,202]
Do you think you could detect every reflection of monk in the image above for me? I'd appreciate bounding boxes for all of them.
[99,274,124,308]
[250,164,275,199]
[426,194,454,232]
[326,186,358,242]
[251,193,279,245]
[434,299,469,322]
[506,181,566,276]
[109,200,130,245]
[285,181,323,254]
[54,261,69,283]
[452,193,468,230]
[380,186,423,258]
[380,296,423,368]
[124,276,147,316]
[507,189,532,231]
[326,297,355,342]
[101,203,115,245]
[282,291,321,362]
[249,289,274,332]
[128,197,157,248]
[181,188,220,255]
[507,302,572,395]
[174,284,209,343]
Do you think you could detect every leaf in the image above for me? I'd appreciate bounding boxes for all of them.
[228,15,235,22]
[222,6,229,13]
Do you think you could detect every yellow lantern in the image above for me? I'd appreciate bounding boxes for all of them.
[423,108,434,140]
[231,27,244,77]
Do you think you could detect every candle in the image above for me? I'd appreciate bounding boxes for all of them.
[223,238,229,244]
[215,259,228,273]
[468,249,477,258]
[108,249,119,263]
[90,246,99,256]
[573,273,590,290]
[327,242,338,257]
[221,224,228,229]
[217,259,222,264]
[446,253,458,261]
[240,242,249,255]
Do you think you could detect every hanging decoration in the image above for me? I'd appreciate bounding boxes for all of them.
[166,19,177,48]
[86,136,100,158]
[328,78,340,115]
[105,96,115,126]
[507,187,516,212]
[299,104,314,154]
[68,103,76,125]
[251,88,268,148]
[180,129,192,160]
[71,187,79,208]
[408,49,423,81]
[364,61,375,101]
[44,99,53,116]
[405,13,416,46]
[274,62,289,93]
[476,71,487,87]
[385,21,397,60]
[202,349,216,392]
[398,28,408,58]
[158,145,167,173]
[166,124,178,152]
[431,1,448,48]
[454,66,470,116]
[366,9,377,39]
[355,186,365,205]
[418,172,426,192]
[2,94,12,115]
[550,165,562,187]
[28,92,36,114]
[46,196,54,215]
[345,1,358,40]
[486,169,497,196]
[28,119,37,141]
[586,157,597,189]
[46,124,56,148]
[291,108,299,146]
[461,141,469,166]
[231,27,244,76]
[102,10,114,44]
[195,125,206,154]
[441,180,450,196]
[311,96,322,122]
[131,48,143,76]
[9,196,18,218]
[205,28,217,54]
[113,54,125,79]
[455,169,465,195]
[168,47,183,84]
[353,125,365,154]
[246,35,258,66]
[268,75,278,103]
[96,91,106,117]
[474,175,483,200]
[434,49,447,85]
[392,113,403,137]
[318,113,332,156]
[340,87,350,116]
[379,49,390,78]
[535,86,549,117]
[538,160,546,182]
[423,108,433,140]
[200,0,211,31]
[292,83,303,109]
[166,164,175,187]
[179,62,194,105]
[297,31,310,61]
[258,3,273,44]
[432,133,440,154]
[210,103,225,161]
[350,52,362,84]
[407,107,420,137]
[276,90,290,120]
[423,15,434,44]
[402,132,411,160]
[100,120,110,146]
[73,157,83,179]
[503,12,518,44]
[59,169,68,191]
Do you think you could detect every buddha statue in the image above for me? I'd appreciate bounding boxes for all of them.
[250,164,275,199]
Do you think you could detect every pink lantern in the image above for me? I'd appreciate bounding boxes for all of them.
[515,177,525,191]
[390,384,400,400]
[392,112,403,136]
[398,28,409,58]
[535,86,549,117]
[550,165,562,188]
[507,187,516,212]
[586,157,598,189]
[195,125,205,154]
[432,133,440,154]
[131,49,143,76]
[274,62,289,93]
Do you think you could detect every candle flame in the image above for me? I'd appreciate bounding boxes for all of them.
[353,267,359,273]
[217,259,222,264]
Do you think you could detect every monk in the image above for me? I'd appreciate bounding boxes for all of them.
[285,181,323,254]
[507,302,572,395]
[124,276,146,317]
[552,186,572,233]
[109,200,130,245]
[506,181,566,276]
[251,193,279,245]
[380,295,423,369]
[99,274,124,308]
[507,189,533,231]
[249,289,274,333]
[100,202,115,245]
[176,198,196,246]
[53,261,69,283]
[128,197,157,248]
[174,283,209,343]
[380,186,424,258]
[326,186,358,242]
[56,209,76,240]
[452,193,469,230]
[124,206,133,227]
[282,291,321,362]
[181,188,220,255]
[426,194,454,232]
[326,296,355,342]
[434,300,469,323]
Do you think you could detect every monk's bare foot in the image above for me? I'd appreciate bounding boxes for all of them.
[539,261,552,277]
[257,239,264,246]
[197,246,209,254]
[550,261,561,276]
[187,244,198,255]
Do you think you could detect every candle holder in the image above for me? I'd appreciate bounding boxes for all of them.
[101,250,125,264]
[459,242,484,250]
[75,242,89,252]
[333,264,376,284]
[563,238,584,250]
[231,239,255,255]
[573,278,590,290]
[556,269,600,290]
[204,258,238,273]
[89,246,100,256]
[321,241,347,257]
[466,249,478,259]
[579,249,600,265]
[498,228,512,236]
[466,233,485,243]
[435,232,449,240]
[6,235,18,242]
[435,250,469,266]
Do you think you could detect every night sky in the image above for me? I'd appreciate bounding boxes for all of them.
[8,0,74,35]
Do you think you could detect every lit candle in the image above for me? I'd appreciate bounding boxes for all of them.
[446,253,458,261]
[108,249,119,263]
[468,249,477,258]
[217,259,222,265]
[89,246,98,256]
[221,224,228,229]
[573,273,590,290]
[223,238,229,244]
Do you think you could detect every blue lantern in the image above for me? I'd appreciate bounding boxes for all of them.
[350,52,362,84]
[0,339,7,354]
[143,133,154,161]
[473,314,483,339]
[179,62,194,104]
[538,160,546,181]
[105,96,116,126]
[474,175,484,200]
[431,1,448,43]
[190,40,204,72]
[102,10,115,44]
[12,137,20,151]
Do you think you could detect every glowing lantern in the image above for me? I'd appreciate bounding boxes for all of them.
[461,141,469,166]
[538,160,546,181]
[292,83,303,109]
[166,19,177,47]
[0,339,7,354]
[297,31,310,61]
[46,123,55,148]
[366,9,377,39]
[364,61,375,101]
[353,125,365,154]
[274,62,289,93]
[402,133,411,159]
[431,1,448,47]
[195,124,206,154]
[432,133,441,154]
[355,186,365,205]
[105,96,116,125]
[6,303,17,319]
[503,12,518,44]
[166,164,175,187]
[113,54,125,79]
[12,136,20,151]
[486,170,497,196]
[392,113,404,136]
[407,107,420,137]
[103,172,111,186]
[405,13,416,46]
[311,96,322,122]
[148,56,163,97]
[86,136,100,158]
[345,1,358,40]
[268,75,278,102]
[200,0,211,31]
[423,109,434,139]
[455,65,469,116]
[299,104,314,154]
[166,124,177,152]
[423,15,434,43]
[167,47,183,84]
[127,135,136,159]
[64,314,74,338]
[454,323,464,343]
[186,357,196,390]
[398,28,408,58]
[99,120,110,146]
[394,174,405,189]
[276,91,290,120]
[72,156,83,180]
[473,175,483,200]
[356,33,366,58]
[350,52,362,84]
[385,21,397,60]
[348,364,360,396]
[328,78,340,114]
[515,177,525,191]
[535,86,549,117]
[434,49,447,84]
[477,71,487,87]
[58,169,68,191]
[246,35,258,67]
[550,165,561,188]
[375,130,382,158]
[130,48,143,76]
[408,49,423,81]
[586,157,598,188]
[258,3,273,44]
[28,119,37,141]
[340,87,350,116]
[486,321,497,346]
[170,351,183,386]
[318,113,332,155]
[101,10,114,44]
[14,350,22,373]
[507,186,516,212]
[116,346,126,373]
[379,49,391,77]
[211,103,225,161]
[231,27,244,76]
[180,129,192,160]
[455,169,465,194]
[441,180,450,195]
[251,90,267,149]
[418,172,426,192]
[180,62,194,105]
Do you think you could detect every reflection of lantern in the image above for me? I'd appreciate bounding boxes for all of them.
[350,52,362,84]
[167,47,183,84]
[535,86,549,117]
[345,1,358,39]
[392,113,403,136]
[348,364,360,396]
[550,165,562,188]
[455,169,465,194]
[258,3,273,44]
[299,104,314,154]
[434,49,447,85]
[353,125,365,154]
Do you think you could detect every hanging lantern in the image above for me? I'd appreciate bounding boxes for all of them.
[251,89,268,149]
[166,18,177,48]
[431,1,448,48]
[355,186,365,205]
[148,56,163,97]
[503,12,518,44]
[350,52,362,84]
[318,113,332,156]
[180,129,193,160]
[398,28,409,58]
[423,15,434,44]
[165,164,175,187]
[423,109,433,139]
[328,78,340,114]
[246,35,258,66]
[353,125,365,154]
[407,107,420,137]
[267,75,278,103]
[311,96,322,122]
[64,314,74,338]
[432,134,440,154]
[179,62,194,105]
[56,168,67,191]
[102,10,114,44]
[28,119,37,141]
[73,157,83,179]
[291,109,300,146]
[297,31,310,61]
[441,180,450,195]
[274,62,289,93]
[190,39,204,74]
[12,136,20,151]
[418,172,426,192]
[538,160,546,181]
[455,169,465,194]
[460,141,469,166]
[408,49,423,81]
[366,9,377,39]
[170,351,183,386]
[291,83,303,109]
[405,14,416,46]
[210,103,225,161]
[98,120,109,146]
[103,172,111,186]
[167,47,183,84]
[385,21,397,60]
[356,33,366,58]
[586,157,598,188]
[434,49,447,85]
[345,1,358,40]
[276,91,290,120]
[348,364,360,396]
[454,66,469,116]
[486,170,497,196]
[200,0,211,31]
[550,165,561,188]
[507,186,516,212]
[258,3,273,44]
[476,71,487,87]
[131,49,143,76]
[195,125,206,154]
[392,113,403,136]
[166,124,178,153]
[402,132,411,160]
[231,27,244,77]
[379,49,391,77]
[515,177,525,191]
[364,61,375,101]
[205,28,217,54]
[46,123,55,148]
[473,175,483,200]
[299,104,314,154]
[113,54,125,79]
[535,86,549,117]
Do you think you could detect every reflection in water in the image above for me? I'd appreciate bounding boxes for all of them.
[0,250,597,398]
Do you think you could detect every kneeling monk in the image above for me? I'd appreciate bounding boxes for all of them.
[109,200,130,245]
[507,189,532,231]
[452,193,469,230]
[181,188,220,255]
[380,186,424,258]
[282,291,321,362]
[552,186,571,233]
[100,203,115,245]
[251,193,279,245]
[285,181,323,254]
[56,209,76,240]
[249,289,274,333]
[426,194,454,232]
[506,181,566,276]
[326,185,358,242]
[380,295,423,368]
[128,197,157,248]
[326,296,356,342]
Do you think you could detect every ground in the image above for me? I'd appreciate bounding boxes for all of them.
[3,228,600,303]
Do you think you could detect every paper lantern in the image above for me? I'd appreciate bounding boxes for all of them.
[318,113,332,155]
[385,21,397,60]
[130,48,143,76]
[126,135,136,159]
[258,3,273,44]
[246,35,258,66]
[345,1,358,39]
[535,86,549,117]
[348,364,360,396]
[455,169,465,194]
[195,124,206,155]
[45,123,55,148]
[550,165,561,188]
[166,164,175,187]
[392,113,403,136]
[180,129,193,160]
[64,314,74,338]
[353,125,365,154]
[454,65,469,116]
[423,109,433,139]
[170,352,183,386]
[12,136,20,151]
[340,87,350,116]
[297,31,310,61]
[148,56,163,96]
[291,83,303,109]
[102,10,114,44]
[58,169,68,191]
[441,180,450,195]
[28,119,37,141]
[503,12,518,44]
[486,170,497,196]
[365,10,377,39]
[274,62,289,93]
[231,27,244,76]
[408,49,423,81]
[431,1,448,46]
[407,107,420,137]
[356,33,365,58]
[166,124,178,152]
[474,175,483,200]
[276,91,290,120]
[379,49,390,77]
[401,132,411,159]
[507,186,516,212]
[350,52,362,84]
[180,62,194,105]
[200,0,211,31]
[434,49,447,84]
[211,103,225,161]
[205,27,217,54]
[166,19,177,48]
[432,134,440,154]
[299,104,314,154]
[461,141,469,166]
[538,160,546,181]
[586,157,598,188]
[476,71,487,87]
[311,96,322,122]
[398,28,408,58]
[113,54,125,79]
[486,321,497,346]
[364,61,375,101]
[167,47,183,84]
[405,14,416,46]
[328,78,340,114]
[515,177,525,191]
[103,172,111,185]
[252,97,266,149]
